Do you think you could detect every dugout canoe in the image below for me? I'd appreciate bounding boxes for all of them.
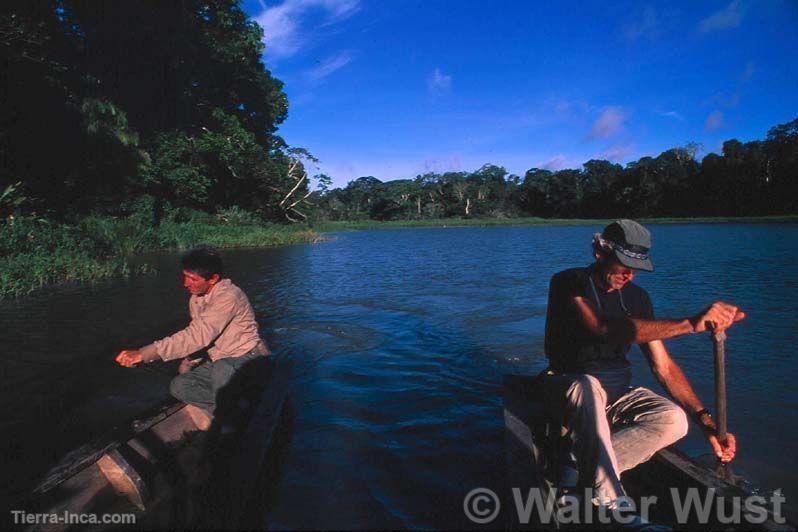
[503,373,793,530]
[15,357,292,531]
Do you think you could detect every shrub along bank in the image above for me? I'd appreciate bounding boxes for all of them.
[1,209,319,299]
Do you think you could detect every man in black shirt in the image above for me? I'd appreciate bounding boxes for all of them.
[544,219,743,505]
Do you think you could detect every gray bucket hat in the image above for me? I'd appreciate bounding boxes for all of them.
[598,219,654,272]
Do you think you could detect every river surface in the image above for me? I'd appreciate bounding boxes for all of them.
[1,223,796,527]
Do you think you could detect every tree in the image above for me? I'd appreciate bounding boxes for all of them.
[581,160,623,217]
[765,118,798,212]
[519,168,553,216]
[1,1,293,220]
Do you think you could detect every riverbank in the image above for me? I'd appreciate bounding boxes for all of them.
[0,216,320,299]
[5,213,796,299]
[311,214,798,232]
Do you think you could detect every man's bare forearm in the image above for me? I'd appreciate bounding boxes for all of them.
[574,297,696,344]
[619,317,695,344]
[652,355,705,414]
[574,297,744,345]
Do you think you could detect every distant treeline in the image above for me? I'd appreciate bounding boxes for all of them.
[1,1,321,224]
[312,118,798,221]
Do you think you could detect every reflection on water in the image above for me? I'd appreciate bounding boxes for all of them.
[1,224,796,526]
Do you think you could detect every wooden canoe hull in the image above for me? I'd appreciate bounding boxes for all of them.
[17,356,291,531]
[503,374,793,531]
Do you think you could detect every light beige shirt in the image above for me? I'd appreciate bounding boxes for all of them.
[140,279,267,362]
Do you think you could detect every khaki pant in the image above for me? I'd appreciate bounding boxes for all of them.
[543,374,689,503]
[169,350,266,413]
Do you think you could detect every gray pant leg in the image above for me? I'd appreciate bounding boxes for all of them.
[544,374,625,503]
[607,387,689,473]
[210,351,262,391]
[170,361,215,412]
[170,351,265,414]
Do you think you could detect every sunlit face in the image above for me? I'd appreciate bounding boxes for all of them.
[182,269,219,296]
[595,257,636,291]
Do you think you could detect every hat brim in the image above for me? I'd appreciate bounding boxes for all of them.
[613,250,654,272]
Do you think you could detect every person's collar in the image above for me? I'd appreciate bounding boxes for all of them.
[201,277,230,298]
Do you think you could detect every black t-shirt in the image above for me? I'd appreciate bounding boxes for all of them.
[544,266,654,402]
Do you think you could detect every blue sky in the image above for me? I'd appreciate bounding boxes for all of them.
[243,0,798,188]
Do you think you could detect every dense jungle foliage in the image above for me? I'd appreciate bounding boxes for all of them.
[1,0,319,223]
[311,121,798,221]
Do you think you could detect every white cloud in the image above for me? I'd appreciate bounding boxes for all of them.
[587,106,626,140]
[699,0,744,33]
[254,0,359,60]
[658,110,685,121]
[318,156,464,187]
[600,144,635,162]
[541,154,568,171]
[705,110,726,132]
[427,68,452,94]
[304,50,353,81]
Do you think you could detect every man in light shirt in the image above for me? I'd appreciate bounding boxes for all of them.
[115,246,269,413]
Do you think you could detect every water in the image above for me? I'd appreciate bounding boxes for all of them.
[1,223,796,526]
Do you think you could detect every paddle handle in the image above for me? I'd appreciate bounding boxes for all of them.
[713,331,727,443]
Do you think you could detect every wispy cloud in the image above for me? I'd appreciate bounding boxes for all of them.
[254,0,359,60]
[705,110,726,132]
[658,110,685,121]
[541,154,568,171]
[304,50,354,81]
[427,68,452,94]
[600,144,635,162]
[587,106,626,140]
[624,6,660,42]
[699,0,745,33]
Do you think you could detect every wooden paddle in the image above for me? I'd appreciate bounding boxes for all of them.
[712,330,728,444]
[711,329,740,483]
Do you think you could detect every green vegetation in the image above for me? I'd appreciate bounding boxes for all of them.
[311,121,798,222]
[1,2,325,298]
[0,210,319,299]
[2,2,324,223]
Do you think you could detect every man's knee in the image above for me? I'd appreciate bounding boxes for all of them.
[663,406,689,442]
[643,403,689,447]
[210,359,238,389]
[566,374,607,407]
[169,374,191,402]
